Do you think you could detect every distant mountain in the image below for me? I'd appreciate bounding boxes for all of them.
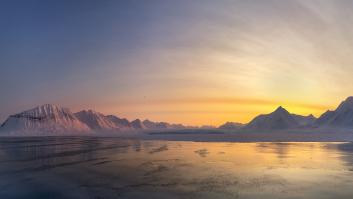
[138,119,186,130]
[315,110,335,126]
[292,114,316,126]
[142,120,165,129]
[74,110,118,131]
[245,106,299,130]
[0,104,90,135]
[169,123,186,129]
[200,125,217,129]
[130,119,146,129]
[4,97,353,136]
[105,115,131,129]
[0,104,192,135]
[218,122,244,130]
[315,96,353,127]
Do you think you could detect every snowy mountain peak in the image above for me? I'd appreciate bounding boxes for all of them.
[81,109,97,114]
[12,104,76,122]
[74,110,118,131]
[105,115,131,128]
[1,104,90,135]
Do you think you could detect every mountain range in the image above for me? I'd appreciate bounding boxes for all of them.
[2,96,353,135]
[0,104,187,135]
[242,96,353,130]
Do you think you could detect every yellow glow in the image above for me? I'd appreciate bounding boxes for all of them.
[83,97,337,126]
[69,3,353,126]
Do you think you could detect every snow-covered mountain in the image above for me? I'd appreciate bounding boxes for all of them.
[0,104,192,135]
[3,97,353,136]
[130,119,146,129]
[245,106,299,130]
[218,122,244,130]
[0,104,90,135]
[105,115,131,129]
[315,96,353,127]
[74,110,118,131]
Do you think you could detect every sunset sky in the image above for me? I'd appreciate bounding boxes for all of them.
[1,0,353,126]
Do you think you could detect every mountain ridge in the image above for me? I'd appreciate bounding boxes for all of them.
[315,96,353,127]
[0,104,90,135]
[244,106,299,130]
[0,104,189,135]
[74,110,119,131]
[2,96,353,135]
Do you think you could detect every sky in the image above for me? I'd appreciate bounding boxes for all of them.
[1,0,353,126]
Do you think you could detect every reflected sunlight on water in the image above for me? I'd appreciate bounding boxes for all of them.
[0,137,352,199]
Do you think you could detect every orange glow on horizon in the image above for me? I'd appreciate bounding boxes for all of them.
[72,97,337,126]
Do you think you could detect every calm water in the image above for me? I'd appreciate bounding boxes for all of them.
[0,137,353,199]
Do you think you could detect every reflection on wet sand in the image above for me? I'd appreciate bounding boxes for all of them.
[0,137,353,199]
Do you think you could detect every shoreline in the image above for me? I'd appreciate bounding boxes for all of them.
[1,129,353,142]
